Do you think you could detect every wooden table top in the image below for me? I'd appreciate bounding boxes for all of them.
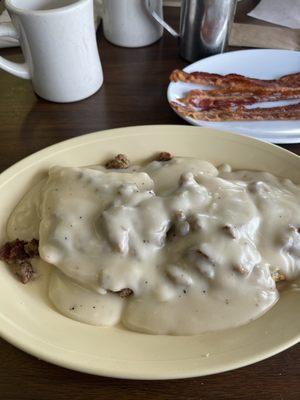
[0,2,299,399]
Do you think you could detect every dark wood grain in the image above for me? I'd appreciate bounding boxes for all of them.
[0,3,299,399]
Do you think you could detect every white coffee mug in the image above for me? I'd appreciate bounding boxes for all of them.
[102,0,163,48]
[0,0,103,103]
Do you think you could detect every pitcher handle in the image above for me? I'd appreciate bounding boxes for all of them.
[145,0,179,38]
[0,22,30,79]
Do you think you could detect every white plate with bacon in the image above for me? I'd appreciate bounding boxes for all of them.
[167,49,300,143]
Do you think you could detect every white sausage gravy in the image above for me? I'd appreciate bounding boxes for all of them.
[6,155,300,335]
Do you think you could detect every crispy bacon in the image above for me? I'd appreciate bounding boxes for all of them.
[171,101,300,122]
[179,88,300,110]
[170,69,300,90]
[170,69,225,86]
[170,69,300,120]
[279,72,300,86]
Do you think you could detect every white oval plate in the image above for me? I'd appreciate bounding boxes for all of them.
[0,125,299,379]
[167,49,300,144]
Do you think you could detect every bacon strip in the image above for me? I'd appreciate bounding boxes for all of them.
[170,69,226,86]
[171,101,300,122]
[170,69,300,90]
[180,88,300,109]
[279,72,300,86]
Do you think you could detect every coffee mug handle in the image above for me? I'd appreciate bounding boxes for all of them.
[0,22,30,79]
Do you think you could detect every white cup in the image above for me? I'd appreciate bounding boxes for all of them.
[102,0,163,48]
[0,0,103,103]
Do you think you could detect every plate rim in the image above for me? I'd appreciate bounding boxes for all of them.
[1,321,299,380]
[0,124,299,380]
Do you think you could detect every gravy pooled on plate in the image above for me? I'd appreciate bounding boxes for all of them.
[4,154,300,335]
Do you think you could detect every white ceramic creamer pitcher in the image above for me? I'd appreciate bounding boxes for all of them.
[102,0,163,48]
